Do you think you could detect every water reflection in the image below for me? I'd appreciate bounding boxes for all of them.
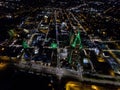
[65,81,120,90]
[0,62,7,70]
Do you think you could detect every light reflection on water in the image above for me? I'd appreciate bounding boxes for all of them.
[0,62,8,70]
[65,81,120,90]
[0,62,120,90]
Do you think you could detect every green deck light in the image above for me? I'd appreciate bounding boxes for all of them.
[51,42,57,49]
[8,29,15,38]
[68,51,72,64]
[22,40,29,49]
[71,30,82,49]
[68,30,83,63]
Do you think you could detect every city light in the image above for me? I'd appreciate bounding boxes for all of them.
[0,0,119,90]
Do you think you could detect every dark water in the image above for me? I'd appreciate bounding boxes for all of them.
[0,64,54,90]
